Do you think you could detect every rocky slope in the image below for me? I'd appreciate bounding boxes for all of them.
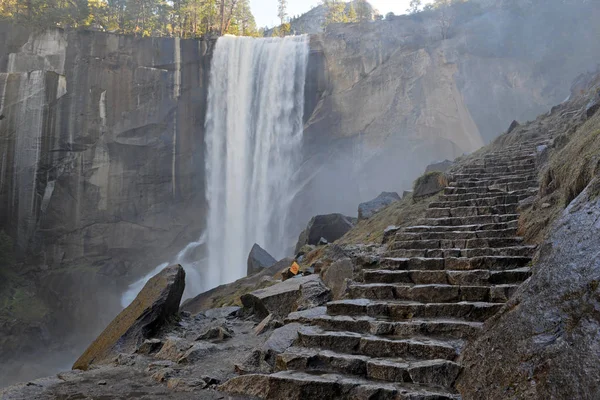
[299,0,600,217]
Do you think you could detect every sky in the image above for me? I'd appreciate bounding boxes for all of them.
[250,0,433,28]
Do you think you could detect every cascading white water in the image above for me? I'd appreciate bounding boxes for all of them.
[121,35,308,307]
[203,35,309,290]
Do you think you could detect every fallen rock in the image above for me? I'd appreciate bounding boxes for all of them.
[166,377,207,391]
[281,261,301,281]
[241,275,331,319]
[151,368,175,383]
[358,192,401,220]
[247,244,277,277]
[382,225,400,244]
[202,306,241,320]
[458,178,600,399]
[254,314,283,336]
[181,258,292,315]
[585,96,599,118]
[178,342,218,364]
[196,325,233,342]
[72,265,185,371]
[136,339,163,355]
[413,171,448,199]
[507,119,520,133]
[154,337,193,362]
[295,214,355,253]
[236,323,303,374]
[425,160,454,174]
[322,258,355,300]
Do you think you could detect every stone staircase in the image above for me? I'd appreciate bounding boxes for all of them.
[223,141,547,399]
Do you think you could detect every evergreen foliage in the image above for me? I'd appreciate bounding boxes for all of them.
[0,0,260,37]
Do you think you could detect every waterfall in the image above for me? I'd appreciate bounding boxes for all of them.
[121,35,308,307]
[203,35,309,290]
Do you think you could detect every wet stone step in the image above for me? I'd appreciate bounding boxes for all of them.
[451,172,537,181]
[390,237,525,250]
[416,214,520,227]
[394,228,519,241]
[362,267,531,286]
[376,256,531,271]
[326,299,503,322]
[430,196,522,208]
[439,189,536,202]
[425,204,519,218]
[444,182,538,195]
[220,370,462,400]
[347,283,520,303]
[290,313,482,340]
[404,220,519,233]
[276,347,463,388]
[449,176,537,188]
[297,326,461,360]
[387,245,536,259]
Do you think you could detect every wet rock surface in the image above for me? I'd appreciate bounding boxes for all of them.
[73,265,185,371]
[247,244,277,277]
[458,179,600,400]
[295,214,356,253]
[1,308,265,399]
[358,192,401,220]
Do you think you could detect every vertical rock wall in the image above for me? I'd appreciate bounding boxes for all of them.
[0,24,214,354]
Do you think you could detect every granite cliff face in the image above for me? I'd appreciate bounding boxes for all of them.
[0,24,214,382]
[298,0,600,218]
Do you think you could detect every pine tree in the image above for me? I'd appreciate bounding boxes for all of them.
[277,0,287,27]
[346,3,357,22]
[355,0,371,21]
[407,0,422,14]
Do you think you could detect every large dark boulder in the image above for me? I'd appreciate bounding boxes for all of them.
[73,264,185,371]
[358,192,401,220]
[247,244,277,276]
[458,178,600,399]
[295,214,355,253]
[585,95,600,119]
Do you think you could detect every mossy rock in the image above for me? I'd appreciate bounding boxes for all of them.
[413,171,449,199]
[72,264,185,371]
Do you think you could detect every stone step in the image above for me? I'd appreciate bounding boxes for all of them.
[416,214,520,227]
[390,237,524,250]
[425,204,518,218]
[394,228,518,241]
[460,165,536,175]
[327,299,503,322]
[386,245,536,259]
[362,267,531,286]
[439,189,536,202]
[276,346,462,388]
[444,182,538,195]
[347,283,520,303]
[404,220,519,233]
[297,326,461,360]
[220,371,461,400]
[430,196,523,208]
[461,160,537,169]
[450,176,537,187]
[376,256,531,271]
[450,171,537,181]
[288,313,482,340]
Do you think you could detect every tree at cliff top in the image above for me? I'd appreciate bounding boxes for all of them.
[0,0,258,37]
[355,0,371,21]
